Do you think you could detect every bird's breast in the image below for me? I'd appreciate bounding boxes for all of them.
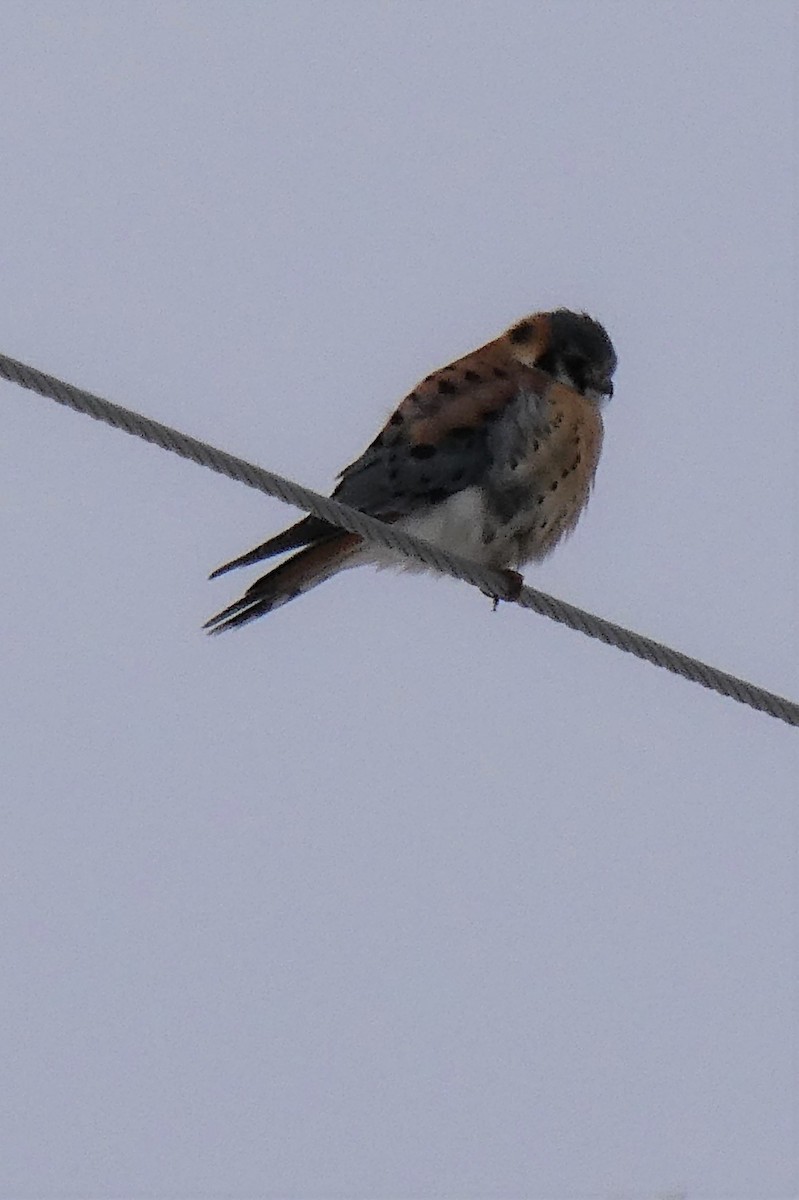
[483,383,605,564]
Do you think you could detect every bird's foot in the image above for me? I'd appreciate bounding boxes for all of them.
[489,569,524,611]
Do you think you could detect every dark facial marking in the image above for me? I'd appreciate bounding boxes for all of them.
[535,349,557,375]
[409,444,437,460]
[509,320,534,343]
[464,369,481,382]
[389,411,404,426]
[493,367,509,379]
[437,379,457,395]
[562,354,588,393]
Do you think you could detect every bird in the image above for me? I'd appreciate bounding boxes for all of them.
[205,309,617,633]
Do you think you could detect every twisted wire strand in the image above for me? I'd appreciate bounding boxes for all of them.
[2,349,797,728]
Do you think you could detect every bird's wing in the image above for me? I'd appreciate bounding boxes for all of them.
[332,340,541,515]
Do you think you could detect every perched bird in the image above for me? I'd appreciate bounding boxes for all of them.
[205,309,617,633]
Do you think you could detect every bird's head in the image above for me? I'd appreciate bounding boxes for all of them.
[507,309,617,401]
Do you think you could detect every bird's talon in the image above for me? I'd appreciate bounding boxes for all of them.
[501,568,524,601]
[488,569,523,610]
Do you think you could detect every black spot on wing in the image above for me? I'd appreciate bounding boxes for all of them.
[332,416,492,518]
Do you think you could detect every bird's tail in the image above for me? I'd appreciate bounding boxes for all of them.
[208,514,334,579]
[204,531,363,633]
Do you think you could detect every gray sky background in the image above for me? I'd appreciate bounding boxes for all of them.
[1,3,796,1197]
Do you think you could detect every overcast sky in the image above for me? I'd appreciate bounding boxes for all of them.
[1,3,796,1197]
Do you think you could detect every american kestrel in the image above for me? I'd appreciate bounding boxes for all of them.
[205,309,617,632]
